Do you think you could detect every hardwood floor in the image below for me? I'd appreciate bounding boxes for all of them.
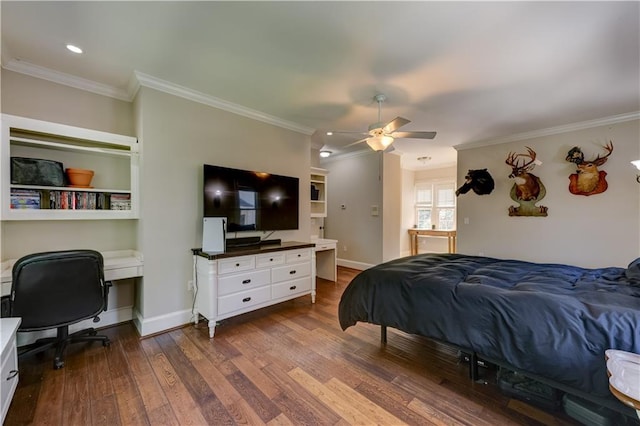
[5,266,587,425]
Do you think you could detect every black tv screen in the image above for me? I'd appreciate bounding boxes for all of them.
[203,164,299,232]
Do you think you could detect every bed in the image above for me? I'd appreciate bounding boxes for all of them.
[338,253,640,401]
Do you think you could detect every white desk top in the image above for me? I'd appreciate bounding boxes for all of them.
[1,250,143,295]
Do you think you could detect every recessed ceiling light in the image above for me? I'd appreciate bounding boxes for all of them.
[326,131,333,136]
[66,44,83,54]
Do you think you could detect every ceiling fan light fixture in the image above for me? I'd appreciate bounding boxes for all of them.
[366,135,394,151]
[320,150,332,158]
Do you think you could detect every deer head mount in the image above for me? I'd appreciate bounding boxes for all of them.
[505,146,542,202]
[566,141,613,196]
[505,146,548,217]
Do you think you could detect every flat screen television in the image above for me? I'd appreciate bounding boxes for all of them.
[203,164,299,232]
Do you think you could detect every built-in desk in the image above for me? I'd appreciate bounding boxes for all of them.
[408,229,457,255]
[0,250,142,346]
[312,238,337,282]
[1,249,144,296]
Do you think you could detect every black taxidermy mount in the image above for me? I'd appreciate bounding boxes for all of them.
[456,169,495,196]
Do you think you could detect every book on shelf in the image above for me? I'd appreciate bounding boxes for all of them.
[10,188,131,211]
[10,189,40,209]
[110,193,131,210]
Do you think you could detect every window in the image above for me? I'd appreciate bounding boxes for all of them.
[415,182,456,230]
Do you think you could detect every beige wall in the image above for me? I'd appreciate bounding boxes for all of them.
[323,151,383,267]
[1,70,312,336]
[134,87,311,321]
[382,153,402,262]
[1,70,138,260]
[456,118,640,268]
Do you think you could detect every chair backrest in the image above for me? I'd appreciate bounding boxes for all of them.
[10,249,107,331]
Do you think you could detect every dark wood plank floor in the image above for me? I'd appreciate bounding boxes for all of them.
[5,267,587,425]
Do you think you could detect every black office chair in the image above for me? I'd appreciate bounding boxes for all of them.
[6,249,111,369]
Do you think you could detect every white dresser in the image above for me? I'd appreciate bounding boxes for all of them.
[193,242,315,338]
[1,317,21,424]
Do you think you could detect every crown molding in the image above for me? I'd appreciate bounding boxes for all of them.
[455,111,640,151]
[132,71,315,135]
[1,59,315,135]
[2,58,132,101]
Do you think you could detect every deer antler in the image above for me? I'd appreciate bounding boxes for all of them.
[589,141,613,166]
[505,146,537,172]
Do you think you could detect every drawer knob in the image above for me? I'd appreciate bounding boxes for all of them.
[242,297,251,303]
[289,285,297,290]
[6,369,18,380]
[270,258,274,262]
[235,263,240,267]
[242,279,251,284]
[289,270,297,275]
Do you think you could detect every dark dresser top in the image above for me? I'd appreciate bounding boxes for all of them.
[192,241,314,260]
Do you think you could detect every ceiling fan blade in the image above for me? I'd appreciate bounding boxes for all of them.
[344,137,369,148]
[328,131,369,136]
[391,131,437,139]
[383,117,411,133]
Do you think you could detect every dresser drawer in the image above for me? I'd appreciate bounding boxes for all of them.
[285,249,311,264]
[218,286,271,316]
[256,252,285,268]
[272,262,311,283]
[1,324,19,424]
[218,256,255,275]
[218,269,270,296]
[272,277,312,299]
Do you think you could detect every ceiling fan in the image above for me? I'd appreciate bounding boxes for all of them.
[327,94,436,152]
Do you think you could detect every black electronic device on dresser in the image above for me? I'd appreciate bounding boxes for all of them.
[203,164,299,233]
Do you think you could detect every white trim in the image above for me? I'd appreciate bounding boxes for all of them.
[455,111,640,151]
[2,59,132,101]
[337,258,374,271]
[1,60,316,135]
[133,71,315,135]
[16,305,133,347]
[132,307,193,337]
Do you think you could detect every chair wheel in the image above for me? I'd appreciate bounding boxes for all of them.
[103,340,110,347]
[89,329,97,336]
[54,358,64,369]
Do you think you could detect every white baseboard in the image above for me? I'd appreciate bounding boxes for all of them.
[337,258,374,271]
[17,305,133,346]
[133,308,194,337]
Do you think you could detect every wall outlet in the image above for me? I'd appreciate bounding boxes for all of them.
[187,280,194,291]
[343,245,347,252]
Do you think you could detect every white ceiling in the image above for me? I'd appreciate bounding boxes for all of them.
[2,1,639,170]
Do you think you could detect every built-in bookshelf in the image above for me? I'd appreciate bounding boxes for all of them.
[310,167,327,218]
[1,114,139,220]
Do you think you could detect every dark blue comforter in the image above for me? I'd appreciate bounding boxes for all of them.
[338,253,640,397]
